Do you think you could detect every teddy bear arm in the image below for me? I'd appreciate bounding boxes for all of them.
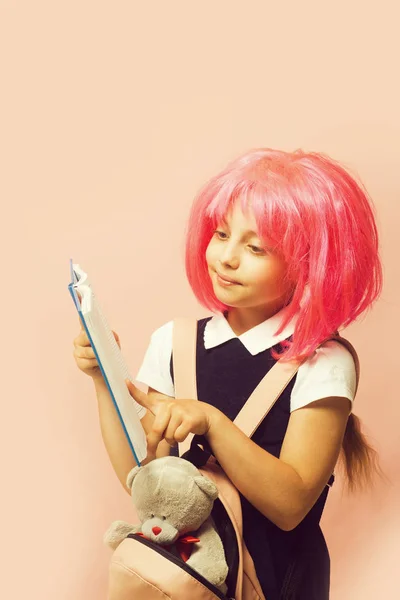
[186,518,229,588]
[103,520,141,550]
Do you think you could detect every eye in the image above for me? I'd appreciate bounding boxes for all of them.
[162,515,167,520]
[150,513,155,519]
[249,244,266,254]
[213,229,227,239]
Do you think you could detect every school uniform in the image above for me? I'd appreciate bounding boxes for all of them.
[135,306,357,599]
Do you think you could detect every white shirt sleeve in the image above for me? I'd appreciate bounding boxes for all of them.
[135,320,175,398]
[290,340,357,413]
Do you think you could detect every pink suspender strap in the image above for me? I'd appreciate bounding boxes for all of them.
[172,317,198,401]
[234,333,360,436]
[233,357,306,437]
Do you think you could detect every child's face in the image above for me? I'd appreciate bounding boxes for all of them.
[205,201,295,313]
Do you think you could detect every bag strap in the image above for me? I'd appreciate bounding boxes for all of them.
[233,356,306,438]
[172,317,198,401]
[173,318,360,456]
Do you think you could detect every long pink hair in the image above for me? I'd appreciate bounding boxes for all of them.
[185,148,383,363]
[184,148,385,492]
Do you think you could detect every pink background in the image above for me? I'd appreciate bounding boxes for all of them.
[1,1,399,598]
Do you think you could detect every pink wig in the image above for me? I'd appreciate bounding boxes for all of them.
[184,148,383,362]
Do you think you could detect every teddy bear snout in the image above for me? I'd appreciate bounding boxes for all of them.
[152,526,162,536]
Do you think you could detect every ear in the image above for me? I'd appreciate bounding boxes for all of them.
[126,465,142,490]
[194,476,219,501]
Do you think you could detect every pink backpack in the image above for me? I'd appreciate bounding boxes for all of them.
[107,317,360,600]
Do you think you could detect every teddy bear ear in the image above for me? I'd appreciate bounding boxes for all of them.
[194,476,219,500]
[126,465,142,490]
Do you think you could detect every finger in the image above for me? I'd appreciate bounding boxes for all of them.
[164,411,183,447]
[75,346,95,359]
[125,380,156,414]
[113,331,121,349]
[174,420,193,444]
[78,357,98,369]
[147,403,172,455]
[74,331,90,347]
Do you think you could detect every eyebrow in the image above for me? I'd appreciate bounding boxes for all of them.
[218,220,260,238]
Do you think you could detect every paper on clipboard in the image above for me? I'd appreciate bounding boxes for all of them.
[68,259,147,466]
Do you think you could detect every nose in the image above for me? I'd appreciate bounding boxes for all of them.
[221,245,237,261]
[152,526,162,536]
[219,243,240,269]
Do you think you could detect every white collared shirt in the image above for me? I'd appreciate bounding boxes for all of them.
[135,309,357,413]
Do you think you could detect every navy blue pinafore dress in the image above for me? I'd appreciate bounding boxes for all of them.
[170,317,334,600]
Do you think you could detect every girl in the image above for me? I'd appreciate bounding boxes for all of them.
[74,148,385,599]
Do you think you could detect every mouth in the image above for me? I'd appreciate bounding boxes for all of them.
[215,271,241,286]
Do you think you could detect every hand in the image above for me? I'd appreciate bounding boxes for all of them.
[73,319,121,380]
[125,380,218,458]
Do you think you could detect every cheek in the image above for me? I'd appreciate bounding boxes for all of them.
[205,240,218,270]
[267,261,293,295]
[249,258,288,291]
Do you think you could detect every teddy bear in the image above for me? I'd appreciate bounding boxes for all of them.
[103,455,229,591]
